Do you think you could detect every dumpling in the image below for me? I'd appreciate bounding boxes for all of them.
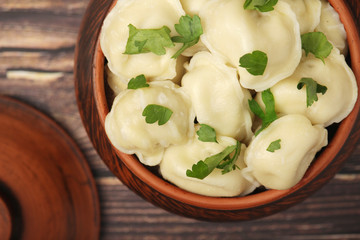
[105,64,127,96]
[199,0,302,91]
[105,55,188,94]
[105,81,195,166]
[315,0,347,55]
[180,0,208,16]
[244,114,328,190]
[280,0,321,34]
[180,40,208,57]
[160,132,256,197]
[262,48,357,127]
[100,0,185,83]
[172,54,189,85]
[181,51,253,143]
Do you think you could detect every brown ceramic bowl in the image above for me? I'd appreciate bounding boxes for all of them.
[0,96,100,239]
[75,0,360,221]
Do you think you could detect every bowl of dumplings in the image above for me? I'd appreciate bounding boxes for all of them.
[91,0,360,220]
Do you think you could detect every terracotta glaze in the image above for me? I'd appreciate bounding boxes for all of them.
[0,96,100,237]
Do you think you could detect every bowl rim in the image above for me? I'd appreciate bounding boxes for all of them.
[91,0,360,211]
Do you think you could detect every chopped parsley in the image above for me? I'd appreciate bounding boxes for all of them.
[142,104,173,126]
[239,50,268,76]
[171,15,203,59]
[267,139,281,152]
[248,89,277,136]
[297,78,328,107]
[124,24,174,56]
[301,32,333,63]
[196,124,217,143]
[127,74,149,89]
[243,0,278,12]
[186,141,241,179]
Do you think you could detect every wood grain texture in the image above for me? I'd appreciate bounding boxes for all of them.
[0,12,81,50]
[0,50,74,76]
[0,0,359,238]
[98,175,360,240]
[0,0,88,14]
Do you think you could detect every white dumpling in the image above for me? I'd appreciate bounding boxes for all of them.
[315,0,347,55]
[263,48,357,127]
[160,132,256,197]
[105,59,187,96]
[105,64,127,96]
[199,0,302,91]
[100,0,185,83]
[281,0,321,34]
[180,40,208,57]
[172,54,189,85]
[105,81,195,166]
[180,0,208,16]
[181,51,253,143]
[244,114,328,190]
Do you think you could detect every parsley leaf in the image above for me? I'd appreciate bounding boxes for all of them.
[248,89,277,136]
[239,50,268,76]
[142,104,173,126]
[243,0,278,12]
[124,24,174,56]
[127,74,149,89]
[217,141,242,174]
[186,142,241,180]
[171,15,203,59]
[297,78,328,107]
[301,32,333,63]
[267,139,281,152]
[196,124,217,143]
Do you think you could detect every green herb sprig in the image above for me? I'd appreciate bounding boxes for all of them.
[297,78,327,107]
[243,0,278,12]
[248,89,277,136]
[124,15,203,59]
[142,104,173,126]
[127,74,149,89]
[267,139,281,152]
[124,24,174,56]
[301,32,333,63]
[196,124,217,143]
[239,50,268,76]
[186,141,241,180]
[171,15,203,59]
[217,141,242,174]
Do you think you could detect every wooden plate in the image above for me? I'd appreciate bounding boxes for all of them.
[0,96,100,239]
[75,0,360,221]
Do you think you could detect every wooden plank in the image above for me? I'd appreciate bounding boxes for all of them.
[97,174,360,239]
[0,12,81,50]
[0,0,89,14]
[0,50,74,75]
[340,148,360,173]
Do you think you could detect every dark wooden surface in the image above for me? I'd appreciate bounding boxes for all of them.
[1,0,360,239]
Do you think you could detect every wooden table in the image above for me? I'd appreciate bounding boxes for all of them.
[1,0,359,239]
